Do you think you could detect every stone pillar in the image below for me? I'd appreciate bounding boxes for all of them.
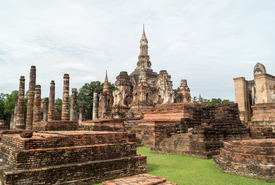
[93,89,98,120]
[26,66,36,130]
[48,80,55,121]
[79,105,85,125]
[12,96,18,130]
[43,97,49,122]
[70,88,77,121]
[33,85,41,125]
[61,74,70,121]
[101,96,106,119]
[16,76,25,130]
[10,112,14,130]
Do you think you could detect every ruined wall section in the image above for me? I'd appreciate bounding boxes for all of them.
[154,70,174,104]
[233,77,252,123]
[112,71,132,118]
[176,79,191,103]
[151,103,250,159]
[254,73,275,103]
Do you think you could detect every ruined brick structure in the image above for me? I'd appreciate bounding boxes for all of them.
[16,76,25,130]
[48,80,55,121]
[81,118,125,132]
[61,74,70,121]
[214,139,275,181]
[79,105,85,124]
[112,71,132,118]
[0,131,147,184]
[93,89,98,120]
[10,96,18,130]
[234,63,275,131]
[234,63,275,123]
[33,85,41,125]
[26,66,36,130]
[43,97,49,122]
[176,79,191,103]
[150,103,250,159]
[70,88,77,121]
[98,71,113,119]
[95,26,179,120]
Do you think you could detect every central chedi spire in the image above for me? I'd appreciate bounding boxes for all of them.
[137,25,151,69]
[103,70,109,92]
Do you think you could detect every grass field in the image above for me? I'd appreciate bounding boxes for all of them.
[97,146,275,185]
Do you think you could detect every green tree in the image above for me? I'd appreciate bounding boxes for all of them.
[77,81,115,120]
[192,96,198,103]
[0,93,6,120]
[4,90,18,120]
[192,96,234,105]
[56,98,62,114]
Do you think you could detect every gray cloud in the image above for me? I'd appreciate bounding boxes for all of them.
[0,0,274,101]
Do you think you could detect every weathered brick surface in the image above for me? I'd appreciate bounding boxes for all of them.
[81,119,125,132]
[248,102,275,132]
[151,103,250,159]
[32,120,79,131]
[129,103,202,147]
[213,139,275,181]
[249,126,275,139]
[102,174,177,185]
[0,131,147,184]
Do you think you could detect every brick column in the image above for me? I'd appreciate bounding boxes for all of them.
[70,88,77,121]
[43,97,49,122]
[16,76,25,130]
[12,96,18,130]
[101,96,106,119]
[93,89,98,120]
[79,105,85,124]
[33,85,41,124]
[61,74,70,121]
[26,66,36,130]
[48,80,55,121]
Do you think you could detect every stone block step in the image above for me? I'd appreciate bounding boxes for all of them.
[219,148,275,165]
[102,174,177,185]
[0,131,129,149]
[0,155,147,185]
[0,142,137,169]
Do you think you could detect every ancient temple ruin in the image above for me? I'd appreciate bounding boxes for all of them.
[97,26,182,119]
[233,62,275,130]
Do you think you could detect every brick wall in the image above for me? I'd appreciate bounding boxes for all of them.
[81,119,125,132]
[151,103,250,159]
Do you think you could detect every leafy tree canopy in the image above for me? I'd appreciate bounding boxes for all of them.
[77,81,115,119]
[192,96,234,105]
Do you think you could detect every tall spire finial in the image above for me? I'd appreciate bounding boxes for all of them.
[143,24,145,33]
[103,70,109,92]
[140,24,148,43]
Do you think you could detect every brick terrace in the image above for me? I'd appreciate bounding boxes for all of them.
[213,139,275,181]
[0,131,147,184]
[151,103,250,159]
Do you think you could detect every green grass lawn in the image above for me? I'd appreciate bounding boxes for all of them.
[96,146,275,185]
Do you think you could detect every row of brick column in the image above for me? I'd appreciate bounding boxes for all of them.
[12,67,82,130]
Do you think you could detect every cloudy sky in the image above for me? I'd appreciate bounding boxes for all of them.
[0,0,275,101]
